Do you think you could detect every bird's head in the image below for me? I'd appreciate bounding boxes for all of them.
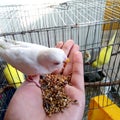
[37,48,68,74]
[84,51,91,63]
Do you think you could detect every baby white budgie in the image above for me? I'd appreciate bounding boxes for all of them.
[0,38,67,76]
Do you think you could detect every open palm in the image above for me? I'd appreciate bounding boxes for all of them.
[4,40,85,120]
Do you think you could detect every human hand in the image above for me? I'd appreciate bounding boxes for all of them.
[4,40,85,120]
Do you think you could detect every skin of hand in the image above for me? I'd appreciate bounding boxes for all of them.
[4,40,85,120]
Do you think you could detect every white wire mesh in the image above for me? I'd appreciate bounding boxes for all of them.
[0,0,109,50]
[0,0,107,32]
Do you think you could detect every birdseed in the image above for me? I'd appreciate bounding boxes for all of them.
[39,74,78,116]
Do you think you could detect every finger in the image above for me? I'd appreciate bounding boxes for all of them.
[63,44,79,75]
[62,39,74,56]
[64,84,85,119]
[71,52,84,91]
[55,41,64,48]
[65,84,80,99]
[26,75,41,88]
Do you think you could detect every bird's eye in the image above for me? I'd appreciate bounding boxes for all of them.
[54,62,60,65]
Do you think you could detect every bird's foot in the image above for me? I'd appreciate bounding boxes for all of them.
[26,75,41,88]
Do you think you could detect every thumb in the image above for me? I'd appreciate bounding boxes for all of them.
[65,84,85,110]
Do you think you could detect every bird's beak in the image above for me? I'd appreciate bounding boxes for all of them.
[64,58,70,64]
[53,58,70,74]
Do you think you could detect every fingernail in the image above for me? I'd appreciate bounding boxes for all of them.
[74,51,80,55]
[56,41,63,48]
[57,41,63,45]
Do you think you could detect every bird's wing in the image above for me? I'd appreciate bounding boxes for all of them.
[108,31,117,46]
[0,46,45,75]
[0,38,47,49]
[98,48,108,64]
[93,31,117,66]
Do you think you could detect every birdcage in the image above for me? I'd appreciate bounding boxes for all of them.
[0,0,120,119]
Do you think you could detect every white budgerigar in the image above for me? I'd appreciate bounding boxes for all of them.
[0,38,67,76]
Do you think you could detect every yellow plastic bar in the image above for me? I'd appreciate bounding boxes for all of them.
[4,64,25,88]
[88,95,120,120]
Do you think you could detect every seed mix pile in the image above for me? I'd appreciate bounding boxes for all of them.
[39,74,77,116]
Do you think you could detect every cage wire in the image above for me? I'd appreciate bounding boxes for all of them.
[0,0,120,119]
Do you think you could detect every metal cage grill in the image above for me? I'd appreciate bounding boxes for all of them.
[0,0,120,119]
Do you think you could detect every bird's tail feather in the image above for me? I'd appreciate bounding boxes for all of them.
[0,39,8,50]
[108,31,117,46]
[0,38,17,49]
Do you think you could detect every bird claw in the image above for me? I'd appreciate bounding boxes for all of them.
[26,75,41,88]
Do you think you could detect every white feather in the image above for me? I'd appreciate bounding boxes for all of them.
[0,38,67,75]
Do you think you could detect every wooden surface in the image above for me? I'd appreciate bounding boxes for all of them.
[104,0,120,30]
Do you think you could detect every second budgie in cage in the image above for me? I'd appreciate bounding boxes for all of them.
[0,38,68,79]
[84,51,91,63]
[92,31,117,68]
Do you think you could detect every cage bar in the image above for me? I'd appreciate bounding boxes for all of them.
[0,0,120,119]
